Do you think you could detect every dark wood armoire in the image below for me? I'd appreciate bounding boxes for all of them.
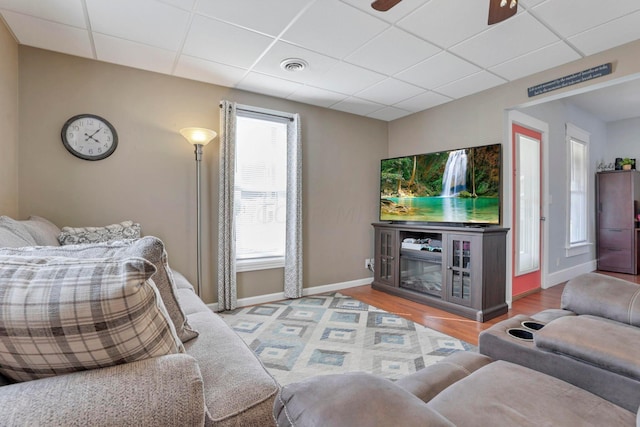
[596,170,640,274]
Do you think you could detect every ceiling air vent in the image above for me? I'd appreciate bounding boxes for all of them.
[280,58,308,72]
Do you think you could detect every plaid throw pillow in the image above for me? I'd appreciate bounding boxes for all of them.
[0,237,199,343]
[58,220,141,245]
[0,256,184,382]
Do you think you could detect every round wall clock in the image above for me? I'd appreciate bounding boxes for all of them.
[61,114,118,161]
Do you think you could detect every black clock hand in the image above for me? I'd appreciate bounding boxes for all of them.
[84,133,100,143]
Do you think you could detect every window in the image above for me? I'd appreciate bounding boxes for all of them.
[566,123,591,256]
[234,110,290,271]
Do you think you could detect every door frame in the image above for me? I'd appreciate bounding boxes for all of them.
[504,110,550,306]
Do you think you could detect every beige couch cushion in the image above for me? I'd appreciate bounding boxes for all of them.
[0,256,183,382]
[178,288,279,426]
[19,216,61,246]
[0,216,37,248]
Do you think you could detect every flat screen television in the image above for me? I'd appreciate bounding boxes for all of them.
[380,143,501,225]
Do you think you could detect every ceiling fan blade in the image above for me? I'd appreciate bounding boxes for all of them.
[371,0,402,12]
[488,0,517,25]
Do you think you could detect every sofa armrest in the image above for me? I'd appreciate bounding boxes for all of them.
[274,372,454,427]
[395,351,493,403]
[0,354,206,427]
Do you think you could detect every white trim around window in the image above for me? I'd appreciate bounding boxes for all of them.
[565,122,592,258]
[236,257,285,272]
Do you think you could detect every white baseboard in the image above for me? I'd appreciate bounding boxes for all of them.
[206,277,373,312]
[544,260,597,288]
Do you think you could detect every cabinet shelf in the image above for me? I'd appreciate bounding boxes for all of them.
[372,223,508,322]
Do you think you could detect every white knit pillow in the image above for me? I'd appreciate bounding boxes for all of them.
[57,220,141,245]
[0,256,183,382]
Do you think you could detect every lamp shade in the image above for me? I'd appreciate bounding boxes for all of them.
[180,127,217,146]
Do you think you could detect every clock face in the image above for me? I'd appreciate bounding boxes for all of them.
[61,114,118,161]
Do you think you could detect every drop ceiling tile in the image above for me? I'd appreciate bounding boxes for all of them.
[519,0,545,7]
[86,0,190,51]
[339,0,430,24]
[287,85,348,108]
[532,0,640,38]
[345,27,440,76]
[356,78,424,105]
[331,96,385,116]
[1,11,93,58]
[0,0,86,27]
[282,0,388,59]
[157,0,196,11]
[236,72,304,99]
[367,106,413,121]
[450,12,559,68]
[394,90,452,112]
[174,55,248,87]
[490,41,581,81]
[436,71,507,99]
[253,41,339,84]
[397,0,491,49]
[307,61,386,95]
[183,15,274,69]
[196,0,313,37]
[94,33,176,74]
[395,51,480,89]
[569,10,640,56]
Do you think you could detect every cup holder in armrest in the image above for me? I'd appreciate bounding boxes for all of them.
[521,321,545,331]
[507,328,534,341]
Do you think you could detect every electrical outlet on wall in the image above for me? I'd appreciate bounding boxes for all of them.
[365,258,374,271]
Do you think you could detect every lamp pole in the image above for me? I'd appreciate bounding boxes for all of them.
[179,127,217,298]
[195,143,204,297]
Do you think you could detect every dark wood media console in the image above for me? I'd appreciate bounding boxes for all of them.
[372,222,509,322]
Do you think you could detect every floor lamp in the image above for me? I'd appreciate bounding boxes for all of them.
[180,127,217,297]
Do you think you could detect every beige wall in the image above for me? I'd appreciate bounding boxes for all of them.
[389,40,640,157]
[17,47,387,303]
[0,19,19,216]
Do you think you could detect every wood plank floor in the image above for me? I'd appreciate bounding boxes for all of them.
[340,270,638,346]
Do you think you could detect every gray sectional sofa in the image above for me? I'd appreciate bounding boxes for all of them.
[479,272,640,412]
[274,272,640,426]
[0,215,278,426]
[274,351,638,426]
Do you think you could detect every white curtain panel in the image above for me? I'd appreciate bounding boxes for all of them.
[284,113,303,299]
[217,100,238,311]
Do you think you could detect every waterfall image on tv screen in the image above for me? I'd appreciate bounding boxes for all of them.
[380,144,501,225]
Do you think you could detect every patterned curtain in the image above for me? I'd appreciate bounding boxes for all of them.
[217,100,237,311]
[284,114,303,298]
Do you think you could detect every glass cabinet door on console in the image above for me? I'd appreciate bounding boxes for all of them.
[375,228,398,287]
[447,234,475,307]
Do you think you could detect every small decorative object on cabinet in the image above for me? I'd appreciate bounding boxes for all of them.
[615,157,636,171]
[372,223,509,322]
[596,170,640,274]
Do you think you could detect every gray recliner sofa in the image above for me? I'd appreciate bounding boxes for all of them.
[273,351,638,426]
[0,215,279,426]
[479,272,640,412]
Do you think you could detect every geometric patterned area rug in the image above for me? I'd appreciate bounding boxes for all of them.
[218,292,476,385]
